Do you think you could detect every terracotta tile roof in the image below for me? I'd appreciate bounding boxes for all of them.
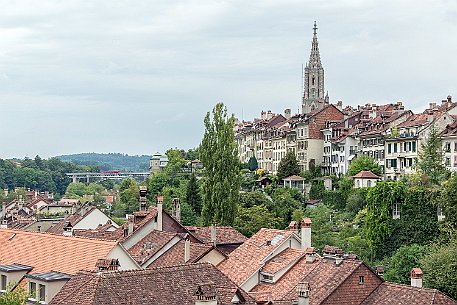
[276,258,365,303]
[397,113,431,128]
[127,230,177,265]
[283,175,305,181]
[261,248,305,274]
[147,240,215,268]
[50,263,256,305]
[361,282,457,305]
[0,228,117,275]
[352,170,380,179]
[441,121,457,137]
[46,204,96,234]
[185,226,247,245]
[217,228,296,286]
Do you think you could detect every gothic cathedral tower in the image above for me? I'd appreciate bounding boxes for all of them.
[302,21,328,114]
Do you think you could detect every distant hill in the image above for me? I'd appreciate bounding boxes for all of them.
[56,153,151,172]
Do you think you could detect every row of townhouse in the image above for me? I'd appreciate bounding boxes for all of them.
[236,95,457,179]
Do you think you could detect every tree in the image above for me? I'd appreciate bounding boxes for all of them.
[247,156,258,171]
[364,181,405,258]
[186,173,202,216]
[0,284,28,305]
[348,155,382,176]
[420,240,457,300]
[200,103,241,226]
[383,244,425,285]
[309,180,325,200]
[435,174,457,235]
[234,205,282,237]
[118,178,140,214]
[277,151,300,180]
[416,124,450,185]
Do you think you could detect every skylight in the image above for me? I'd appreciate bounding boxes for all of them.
[270,234,283,245]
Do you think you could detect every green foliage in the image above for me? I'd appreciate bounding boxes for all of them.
[0,156,95,195]
[277,151,300,180]
[383,244,425,285]
[364,181,405,257]
[338,177,354,202]
[0,283,29,305]
[309,180,325,200]
[348,155,382,176]
[164,149,187,175]
[57,152,151,172]
[146,172,169,202]
[118,178,140,215]
[271,187,303,228]
[435,174,457,235]
[234,205,282,237]
[180,202,198,226]
[200,103,241,226]
[247,156,258,171]
[239,191,271,208]
[186,173,202,216]
[420,240,457,300]
[416,124,450,185]
[345,188,368,215]
[322,190,345,210]
[240,170,257,191]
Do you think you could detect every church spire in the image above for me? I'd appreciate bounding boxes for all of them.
[302,21,325,114]
[309,21,322,67]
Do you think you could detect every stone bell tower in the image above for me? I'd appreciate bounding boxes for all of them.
[302,21,328,114]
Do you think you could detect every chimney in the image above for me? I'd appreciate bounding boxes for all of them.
[96,258,120,272]
[261,110,266,120]
[127,214,134,235]
[184,234,191,263]
[429,102,437,109]
[194,282,218,305]
[296,281,310,305]
[301,218,312,249]
[447,95,452,103]
[210,224,217,245]
[289,221,298,234]
[376,265,384,277]
[411,268,423,288]
[305,247,316,263]
[284,108,291,119]
[139,186,147,211]
[71,205,77,215]
[157,196,163,231]
[172,198,181,222]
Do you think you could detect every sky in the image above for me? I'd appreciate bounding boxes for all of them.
[0,0,456,159]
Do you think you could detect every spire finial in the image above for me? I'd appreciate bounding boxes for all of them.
[313,21,318,36]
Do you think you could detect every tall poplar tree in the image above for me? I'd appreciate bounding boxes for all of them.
[200,103,240,226]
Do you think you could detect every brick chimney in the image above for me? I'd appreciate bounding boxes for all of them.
[296,281,310,305]
[172,197,181,222]
[289,221,298,234]
[139,186,147,211]
[305,247,316,263]
[194,282,218,305]
[127,214,134,235]
[301,218,312,249]
[411,268,423,288]
[157,195,163,231]
[95,258,120,272]
[184,234,191,263]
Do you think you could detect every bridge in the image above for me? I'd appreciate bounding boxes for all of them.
[66,172,150,183]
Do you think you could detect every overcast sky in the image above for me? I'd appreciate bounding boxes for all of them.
[0,0,456,159]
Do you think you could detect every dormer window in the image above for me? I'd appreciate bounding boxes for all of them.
[260,273,274,283]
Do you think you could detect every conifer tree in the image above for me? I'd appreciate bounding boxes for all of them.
[186,173,202,216]
[277,151,300,180]
[416,124,449,184]
[200,103,240,226]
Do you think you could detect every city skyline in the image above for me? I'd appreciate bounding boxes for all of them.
[0,0,456,158]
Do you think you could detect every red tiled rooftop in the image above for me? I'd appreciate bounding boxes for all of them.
[0,229,117,275]
[185,226,247,245]
[352,170,380,179]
